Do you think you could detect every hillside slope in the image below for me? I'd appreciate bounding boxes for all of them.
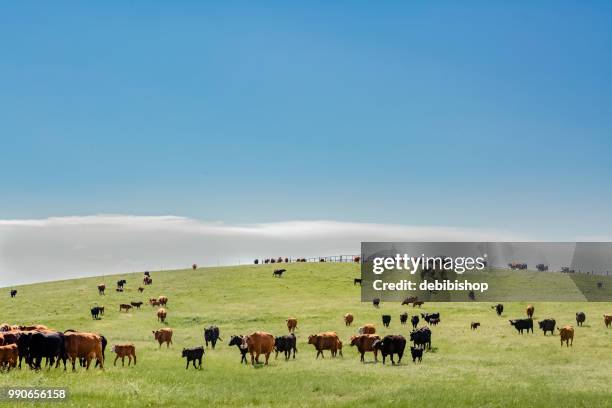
[1,263,611,407]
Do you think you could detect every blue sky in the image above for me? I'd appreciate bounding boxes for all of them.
[1,1,611,237]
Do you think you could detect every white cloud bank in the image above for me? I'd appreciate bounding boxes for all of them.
[0,215,527,287]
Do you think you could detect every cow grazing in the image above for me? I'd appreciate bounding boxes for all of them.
[382,315,391,327]
[228,335,249,364]
[421,313,440,324]
[373,298,380,308]
[359,324,376,335]
[130,301,143,309]
[350,334,380,362]
[354,278,362,285]
[410,315,419,329]
[204,326,221,349]
[138,287,144,293]
[372,335,406,365]
[575,312,586,327]
[182,346,204,369]
[471,322,480,330]
[538,319,556,336]
[344,313,354,326]
[286,318,298,333]
[400,313,408,325]
[119,304,132,312]
[10,290,17,298]
[91,306,103,320]
[158,296,168,306]
[153,328,173,348]
[509,318,534,334]
[604,314,612,328]
[157,308,167,323]
[558,325,574,347]
[245,331,275,365]
[0,344,18,370]
[429,317,440,326]
[63,331,104,370]
[308,332,342,359]
[274,333,297,360]
[273,269,286,278]
[97,284,105,295]
[412,301,424,308]
[112,344,136,366]
[526,305,535,318]
[402,296,418,306]
[492,304,504,316]
[149,298,161,306]
[410,346,423,363]
[410,327,432,350]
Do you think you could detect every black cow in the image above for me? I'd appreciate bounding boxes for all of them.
[576,312,586,326]
[429,317,440,326]
[400,313,408,325]
[492,304,504,316]
[130,301,143,309]
[373,298,380,308]
[28,331,65,370]
[468,290,476,301]
[421,313,440,324]
[354,278,362,285]
[410,327,432,349]
[274,333,297,360]
[509,318,533,334]
[410,315,419,329]
[273,269,286,277]
[182,347,204,369]
[382,315,391,327]
[372,335,406,365]
[410,346,423,363]
[144,271,150,277]
[10,290,17,298]
[117,279,127,288]
[228,335,248,364]
[538,319,556,335]
[204,326,221,349]
[16,332,30,368]
[91,306,103,319]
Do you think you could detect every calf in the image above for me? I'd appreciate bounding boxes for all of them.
[575,312,586,327]
[382,315,391,328]
[344,313,354,326]
[410,346,423,363]
[558,325,574,347]
[372,335,406,365]
[0,344,18,370]
[492,304,504,316]
[471,322,480,330]
[274,333,297,360]
[153,329,173,348]
[372,298,380,308]
[273,269,286,277]
[228,335,248,364]
[410,315,419,329]
[204,326,220,349]
[400,313,408,325]
[182,346,204,369]
[91,306,102,320]
[119,304,132,312]
[112,344,136,366]
[538,319,556,336]
[286,318,298,333]
[526,305,535,318]
[509,318,533,334]
[130,301,143,309]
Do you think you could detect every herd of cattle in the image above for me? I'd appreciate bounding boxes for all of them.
[2,268,612,372]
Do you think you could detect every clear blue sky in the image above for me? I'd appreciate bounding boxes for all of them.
[1,1,611,237]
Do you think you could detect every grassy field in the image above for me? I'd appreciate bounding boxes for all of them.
[0,263,611,407]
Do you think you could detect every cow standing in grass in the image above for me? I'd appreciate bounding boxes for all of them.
[182,347,204,369]
[575,312,586,327]
[228,335,248,364]
[558,326,574,347]
[286,318,298,333]
[112,344,136,366]
[344,313,354,326]
[204,326,220,349]
[97,284,105,295]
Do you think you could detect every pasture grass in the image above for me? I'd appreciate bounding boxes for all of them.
[0,263,610,407]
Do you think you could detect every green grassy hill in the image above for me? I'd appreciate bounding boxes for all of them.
[1,263,611,407]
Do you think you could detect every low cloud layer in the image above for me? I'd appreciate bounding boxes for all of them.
[0,215,525,287]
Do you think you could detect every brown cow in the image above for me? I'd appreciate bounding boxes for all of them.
[119,304,132,312]
[158,296,168,306]
[558,325,574,347]
[18,325,48,331]
[97,284,105,295]
[344,313,354,326]
[0,323,12,332]
[605,314,612,328]
[286,318,298,333]
[350,334,381,362]
[359,324,376,334]
[157,308,167,323]
[0,333,3,346]
[526,305,535,318]
[308,332,341,358]
[64,331,104,370]
[149,298,160,306]
[153,328,173,348]
[244,331,275,366]
[0,344,18,370]
[112,344,137,366]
